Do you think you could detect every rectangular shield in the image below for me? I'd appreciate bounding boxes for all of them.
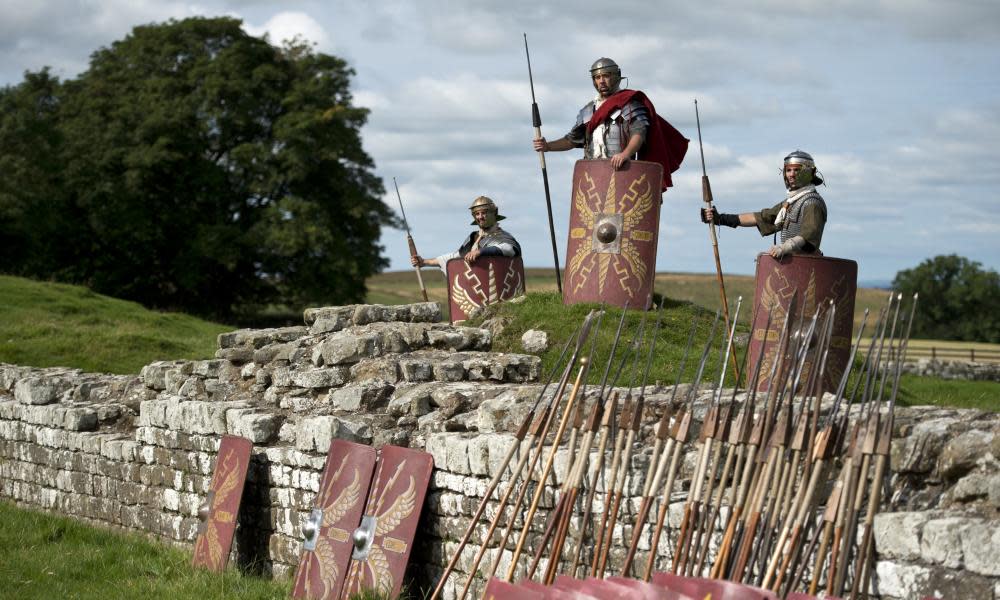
[446,255,526,322]
[192,435,253,572]
[748,253,858,393]
[292,440,377,600]
[484,578,545,600]
[563,159,662,309]
[340,445,434,598]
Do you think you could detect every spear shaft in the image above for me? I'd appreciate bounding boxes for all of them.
[393,177,429,302]
[695,99,735,375]
[524,34,563,294]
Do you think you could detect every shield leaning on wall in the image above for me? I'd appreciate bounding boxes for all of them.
[563,159,662,309]
[292,440,377,600]
[446,256,526,322]
[340,445,434,598]
[748,253,858,393]
[192,435,253,572]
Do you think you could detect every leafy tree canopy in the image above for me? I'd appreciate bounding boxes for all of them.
[0,17,395,317]
[891,254,1000,343]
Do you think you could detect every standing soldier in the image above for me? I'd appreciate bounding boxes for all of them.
[702,150,827,258]
[532,58,687,190]
[411,196,521,273]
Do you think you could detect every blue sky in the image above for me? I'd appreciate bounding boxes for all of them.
[3,1,998,284]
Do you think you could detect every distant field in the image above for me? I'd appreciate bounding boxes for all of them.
[368,268,889,332]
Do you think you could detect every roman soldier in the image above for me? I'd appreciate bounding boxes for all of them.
[702,150,828,258]
[411,196,521,273]
[531,58,688,190]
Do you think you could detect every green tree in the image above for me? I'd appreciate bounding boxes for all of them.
[891,255,1000,343]
[0,17,394,317]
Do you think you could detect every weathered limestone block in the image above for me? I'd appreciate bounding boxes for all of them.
[228,411,283,443]
[290,367,350,389]
[874,511,926,560]
[327,380,394,412]
[426,326,491,351]
[319,331,381,365]
[0,364,34,391]
[217,326,308,350]
[891,416,956,474]
[938,428,995,480]
[521,329,548,353]
[14,376,72,405]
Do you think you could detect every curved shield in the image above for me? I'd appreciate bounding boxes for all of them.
[484,578,545,600]
[446,256,526,322]
[563,159,662,308]
[341,445,434,598]
[192,435,252,572]
[748,253,858,393]
[292,440,376,600]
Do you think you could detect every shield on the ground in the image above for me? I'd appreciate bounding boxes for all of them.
[563,159,662,309]
[192,435,253,572]
[446,256,526,322]
[340,445,434,598]
[748,253,858,393]
[292,440,377,600]
[651,573,780,600]
[484,578,545,600]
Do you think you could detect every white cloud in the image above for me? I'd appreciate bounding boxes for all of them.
[244,11,330,50]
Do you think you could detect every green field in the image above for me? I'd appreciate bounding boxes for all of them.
[0,275,232,374]
[0,501,289,600]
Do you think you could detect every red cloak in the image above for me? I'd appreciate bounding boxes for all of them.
[587,90,689,191]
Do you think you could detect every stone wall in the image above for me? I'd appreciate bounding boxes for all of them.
[899,358,1000,382]
[1,302,998,599]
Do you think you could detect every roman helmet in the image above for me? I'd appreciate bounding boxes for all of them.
[589,57,622,95]
[469,195,505,226]
[783,149,824,190]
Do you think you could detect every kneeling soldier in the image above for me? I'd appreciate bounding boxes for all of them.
[412,196,521,272]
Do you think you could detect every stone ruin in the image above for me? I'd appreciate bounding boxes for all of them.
[0,302,997,599]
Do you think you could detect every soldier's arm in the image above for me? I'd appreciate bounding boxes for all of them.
[701,207,756,227]
[534,136,575,152]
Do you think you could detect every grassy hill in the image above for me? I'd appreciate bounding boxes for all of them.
[366,268,890,333]
[0,275,231,374]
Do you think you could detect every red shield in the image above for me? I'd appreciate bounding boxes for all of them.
[748,253,858,393]
[446,256,526,322]
[484,578,545,600]
[651,573,780,600]
[563,159,662,308]
[292,440,377,600]
[341,445,434,598]
[192,435,253,572]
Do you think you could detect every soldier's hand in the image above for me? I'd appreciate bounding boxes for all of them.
[610,152,629,170]
[464,248,481,264]
[701,207,719,224]
[533,138,548,152]
[769,244,787,259]
[410,255,424,268]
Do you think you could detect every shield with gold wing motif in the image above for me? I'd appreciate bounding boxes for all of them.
[292,440,377,600]
[446,256,526,322]
[340,445,434,598]
[192,435,253,572]
[748,253,858,393]
[564,159,662,308]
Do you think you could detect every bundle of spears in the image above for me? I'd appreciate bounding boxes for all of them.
[430,291,918,600]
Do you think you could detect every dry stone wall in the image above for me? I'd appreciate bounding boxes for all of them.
[1,302,998,599]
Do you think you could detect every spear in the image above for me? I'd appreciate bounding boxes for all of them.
[851,294,917,600]
[429,325,582,600]
[524,34,562,294]
[694,99,736,376]
[454,311,598,600]
[505,305,629,580]
[642,310,723,580]
[393,177,429,302]
[620,305,695,577]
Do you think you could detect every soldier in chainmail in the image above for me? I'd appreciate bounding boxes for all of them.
[411,196,521,274]
[532,58,649,170]
[702,150,828,258]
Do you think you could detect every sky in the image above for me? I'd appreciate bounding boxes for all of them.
[2,1,999,285]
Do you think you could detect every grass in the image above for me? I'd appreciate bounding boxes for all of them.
[467,292,743,391]
[895,374,999,412]
[0,275,232,374]
[0,501,290,600]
